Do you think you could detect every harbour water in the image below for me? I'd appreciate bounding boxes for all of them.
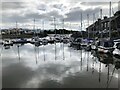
[1,42,119,88]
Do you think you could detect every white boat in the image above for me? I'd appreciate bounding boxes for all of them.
[12,38,28,44]
[30,36,41,44]
[113,42,120,61]
[97,40,114,54]
[62,37,69,44]
[91,40,100,51]
[48,37,55,44]
[42,38,48,45]
[81,39,93,51]
[70,38,82,50]
[3,39,13,46]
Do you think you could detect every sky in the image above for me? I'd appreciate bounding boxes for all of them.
[0,0,120,31]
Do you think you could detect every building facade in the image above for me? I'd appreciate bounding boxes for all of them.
[86,10,120,39]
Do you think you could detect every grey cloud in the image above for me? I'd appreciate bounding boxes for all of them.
[37,3,47,11]
[64,7,100,22]
[1,1,118,29]
[81,2,117,7]
[25,10,63,20]
[2,13,29,23]
[46,10,63,19]
[52,4,66,10]
[2,2,26,10]
[81,2,109,6]
[2,9,64,24]
[26,13,45,19]
[53,4,63,9]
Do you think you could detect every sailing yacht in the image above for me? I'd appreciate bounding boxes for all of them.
[30,19,42,46]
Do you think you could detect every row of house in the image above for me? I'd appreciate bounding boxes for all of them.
[86,10,120,38]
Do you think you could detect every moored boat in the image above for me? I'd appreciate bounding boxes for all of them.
[3,40,13,46]
[70,38,81,50]
[12,38,28,44]
[113,42,120,61]
[97,39,114,54]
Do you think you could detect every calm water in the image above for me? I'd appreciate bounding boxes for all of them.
[1,43,119,88]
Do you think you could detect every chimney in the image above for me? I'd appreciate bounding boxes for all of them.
[118,1,120,11]
[104,16,107,19]
[98,18,101,21]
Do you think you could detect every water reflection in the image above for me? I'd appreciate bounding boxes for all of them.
[1,43,119,88]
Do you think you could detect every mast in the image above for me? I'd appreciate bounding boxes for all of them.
[16,21,18,29]
[42,20,46,61]
[93,13,96,39]
[53,17,57,60]
[70,23,71,58]
[42,20,44,33]
[80,12,82,61]
[53,17,56,35]
[109,2,112,39]
[100,9,103,39]
[42,20,44,31]
[16,21,18,39]
[62,18,65,60]
[87,14,89,39]
[81,13,83,37]
[62,19,64,35]
[33,18,36,36]
[33,18,35,30]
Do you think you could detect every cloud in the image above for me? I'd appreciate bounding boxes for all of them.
[1,2,26,10]
[1,1,119,30]
[64,7,100,22]
[37,3,47,11]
